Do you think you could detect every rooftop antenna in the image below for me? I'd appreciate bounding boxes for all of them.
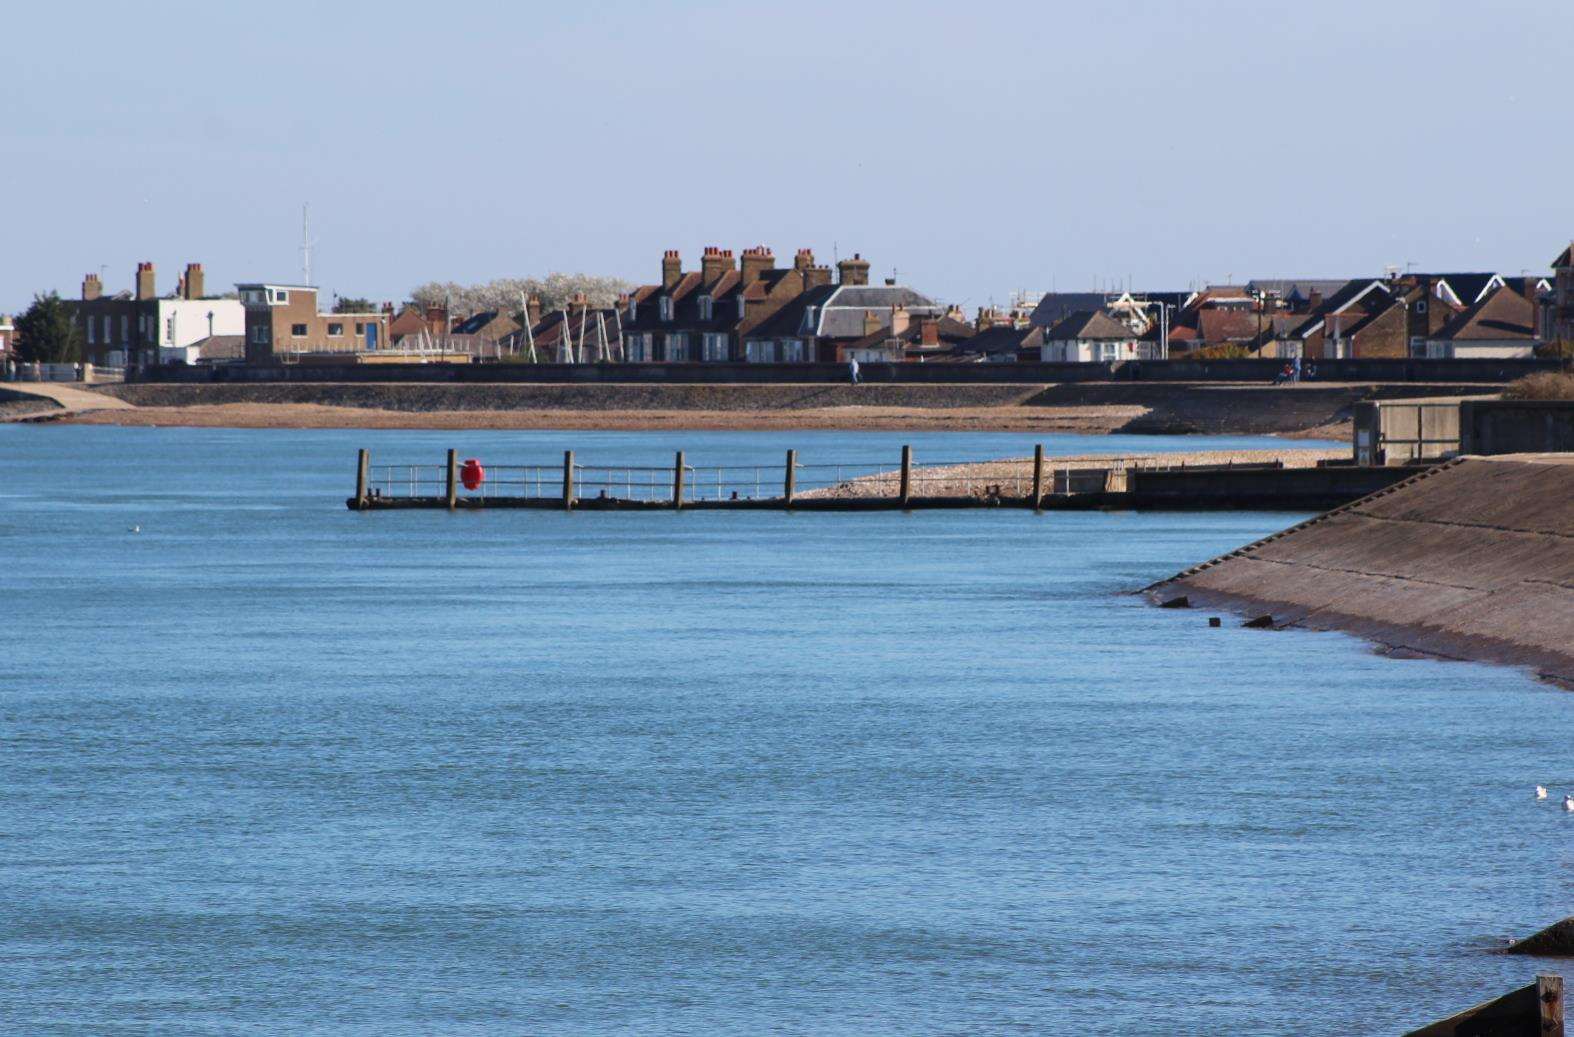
[300,203,317,286]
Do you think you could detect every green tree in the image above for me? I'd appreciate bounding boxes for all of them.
[14,292,81,363]
[333,296,375,314]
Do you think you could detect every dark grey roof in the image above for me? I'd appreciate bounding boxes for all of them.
[959,325,1042,355]
[1423,273,1500,307]
[1029,292,1111,328]
[1042,310,1135,341]
[1246,279,1348,303]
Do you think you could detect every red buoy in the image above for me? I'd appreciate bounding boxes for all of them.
[460,458,485,491]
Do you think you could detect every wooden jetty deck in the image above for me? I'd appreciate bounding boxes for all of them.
[346,446,1422,513]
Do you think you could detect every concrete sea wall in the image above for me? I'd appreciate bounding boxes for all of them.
[1148,456,1574,683]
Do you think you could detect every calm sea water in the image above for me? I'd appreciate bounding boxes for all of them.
[2,425,1569,1035]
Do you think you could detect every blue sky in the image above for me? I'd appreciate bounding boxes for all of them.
[3,0,1570,314]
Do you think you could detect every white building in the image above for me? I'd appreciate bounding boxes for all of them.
[1040,309,1154,362]
[155,298,246,363]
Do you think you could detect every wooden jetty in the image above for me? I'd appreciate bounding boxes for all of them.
[346,445,1423,513]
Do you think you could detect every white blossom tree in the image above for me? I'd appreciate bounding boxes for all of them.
[408,273,634,317]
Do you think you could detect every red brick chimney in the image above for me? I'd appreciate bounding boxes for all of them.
[803,264,832,290]
[920,316,939,346]
[793,248,815,272]
[183,263,204,300]
[661,250,683,290]
[740,246,775,284]
[837,254,871,287]
[525,295,542,327]
[700,247,734,288]
[82,273,102,301]
[135,261,156,300]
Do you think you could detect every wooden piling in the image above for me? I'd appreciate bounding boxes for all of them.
[1031,443,1045,511]
[899,445,913,508]
[1403,974,1562,1036]
[784,449,797,506]
[354,449,369,509]
[562,450,575,511]
[673,450,686,510]
[445,449,458,510]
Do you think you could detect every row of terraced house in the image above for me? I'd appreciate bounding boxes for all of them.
[15,241,1572,369]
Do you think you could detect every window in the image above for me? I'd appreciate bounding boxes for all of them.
[291,323,308,337]
[781,339,804,363]
[702,333,728,362]
[737,297,746,320]
[270,289,289,304]
[665,333,689,361]
[628,299,638,321]
[744,340,775,363]
[354,322,364,334]
[327,323,344,337]
[698,295,713,321]
[626,334,649,362]
[251,324,270,344]
[103,315,112,343]
[120,315,128,344]
[86,316,96,344]
[659,296,673,322]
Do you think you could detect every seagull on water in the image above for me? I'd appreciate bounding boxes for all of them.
[1563,794,1573,813]
[1537,785,1549,799]
[129,525,141,534]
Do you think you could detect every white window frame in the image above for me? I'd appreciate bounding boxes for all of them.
[659,296,673,321]
[698,295,713,321]
[270,289,289,305]
[327,322,344,337]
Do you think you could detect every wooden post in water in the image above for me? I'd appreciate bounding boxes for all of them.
[784,449,797,506]
[1031,443,1045,512]
[445,449,458,510]
[673,450,686,510]
[898,444,913,508]
[562,450,575,511]
[354,449,369,509]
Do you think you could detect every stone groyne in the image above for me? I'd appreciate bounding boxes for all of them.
[1148,455,1574,684]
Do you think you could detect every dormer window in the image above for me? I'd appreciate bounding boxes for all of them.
[737,297,746,320]
[628,298,637,321]
[698,295,713,321]
[800,305,818,334]
[659,296,673,322]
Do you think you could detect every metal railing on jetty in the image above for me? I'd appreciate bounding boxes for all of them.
[347,445,1164,512]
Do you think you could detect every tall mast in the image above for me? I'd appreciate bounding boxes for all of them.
[300,203,316,286]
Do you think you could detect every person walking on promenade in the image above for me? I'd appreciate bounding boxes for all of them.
[848,355,861,386]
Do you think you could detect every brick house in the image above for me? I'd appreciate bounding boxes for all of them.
[237,283,389,363]
[739,278,945,363]
[620,246,837,362]
[64,261,244,367]
[1552,243,1574,343]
